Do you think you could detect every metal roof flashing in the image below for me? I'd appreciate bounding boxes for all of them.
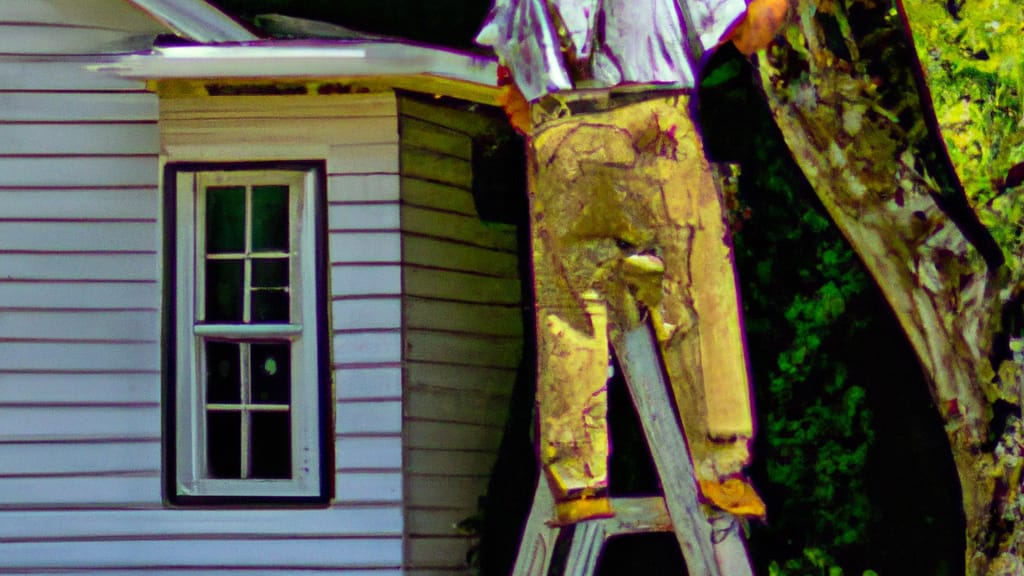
[92,40,500,103]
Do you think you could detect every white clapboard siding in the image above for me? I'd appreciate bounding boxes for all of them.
[0,538,402,570]
[0,25,156,55]
[0,61,147,91]
[329,202,401,231]
[336,436,403,471]
[329,231,402,263]
[335,366,402,400]
[0,93,156,122]
[0,442,161,476]
[0,476,161,508]
[333,331,403,365]
[0,123,160,156]
[335,471,403,504]
[0,221,157,252]
[163,116,398,148]
[0,0,168,32]
[331,264,402,297]
[0,310,158,341]
[398,96,524,574]
[0,373,158,404]
[329,143,401,175]
[333,297,402,331]
[330,174,401,202]
[0,188,158,219]
[161,94,397,121]
[0,342,159,373]
[336,400,402,435]
[3,254,157,282]
[0,281,157,309]
[0,406,159,440]
[0,156,158,187]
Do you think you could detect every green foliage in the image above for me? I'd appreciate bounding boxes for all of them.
[903,0,1024,268]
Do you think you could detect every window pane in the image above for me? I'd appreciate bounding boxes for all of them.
[205,260,243,322]
[252,258,289,288]
[251,289,289,323]
[206,186,245,253]
[252,185,289,252]
[251,412,291,479]
[205,341,241,404]
[207,411,241,479]
[251,343,291,404]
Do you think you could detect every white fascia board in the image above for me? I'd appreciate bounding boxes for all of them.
[128,0,258,43]
[96,42,498,88]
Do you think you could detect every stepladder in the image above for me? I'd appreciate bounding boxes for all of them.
[511,321,755,576]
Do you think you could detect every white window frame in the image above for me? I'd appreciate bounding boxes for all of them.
[171,166,326,501]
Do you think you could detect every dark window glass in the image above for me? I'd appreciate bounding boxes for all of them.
[251,343,291,404]
[251,185,289,252]
[251,289,289,323]
[206,186,245,253]
[251,412,291,479]
[207,411,241,479]
[205,341,241,404]
[205,260,244,322]
[252,258,289,288]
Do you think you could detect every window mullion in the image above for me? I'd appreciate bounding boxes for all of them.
[240,341,251,480]
[243,185,253,325]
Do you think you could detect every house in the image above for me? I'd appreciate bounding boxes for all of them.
[0,1,526,573]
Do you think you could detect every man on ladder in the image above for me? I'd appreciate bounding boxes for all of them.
[476,0,788,573]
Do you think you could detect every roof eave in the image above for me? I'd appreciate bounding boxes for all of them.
[92,42,501,104]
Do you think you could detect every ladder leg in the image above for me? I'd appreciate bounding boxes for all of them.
[616,323,755,576]
[563,521,607,576]
[512,478,561,576]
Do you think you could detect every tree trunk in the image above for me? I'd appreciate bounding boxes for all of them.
[751,0,1024,572]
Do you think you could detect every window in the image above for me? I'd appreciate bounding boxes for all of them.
[166,163,330,504]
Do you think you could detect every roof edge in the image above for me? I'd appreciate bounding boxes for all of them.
[128,0,259,43]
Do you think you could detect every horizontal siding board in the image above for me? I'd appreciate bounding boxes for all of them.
[0,25,156,55]
[401,205,517,252]
[0,538,402,570]
[160,142,328,163]
[336,401,402,435]
[0,508,403,540]
[400,148,472,189]
[328,232,401,264]
[406,537,475,570]
[405,362,517,396]
[328,202,400,231]
[0,442,159,475]
[405,507,479,537]
[336,366,402,401]
[0,189,157,219]
[0,221,156,252]
[332,332,402,365]
[403,235,519,278]
[0,123,159,155]
[0,310,158,341]
[0,0,168,31]
[37,570,402,576]
[332,298,402,331]
[0,281,156,309]
[403,268,520,304]
[0,93,156,122]
[330,265,401,297]
[0,342,157,372]
[163,116,398,148]
[0,61,147,91]
[401,178,478,216]
[0,476,159,507]
[405,448,498,476]
[405,330,522,369]
[328,143,399,175]
[405,421,503,452]
[0,157,158,187]
[2,253,156,282]
[404,386,511,426]
[406,475,490,508]
[335,471,402,504]
[405,298,522,337]
[161,94,396,121]
[0,406,158,439]
[398,97,496,136]
[0,373,158,404]
[336,436,402,470]
[401,118,472,160]
[329,174,400,203]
